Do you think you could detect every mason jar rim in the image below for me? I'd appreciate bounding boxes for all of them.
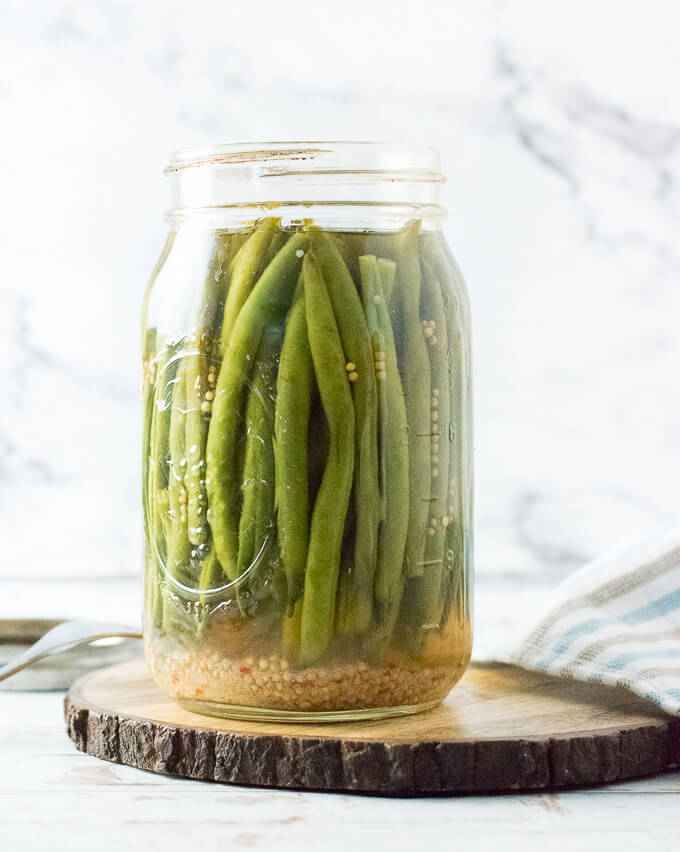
[165,140,445,183]
[164,141,446,214]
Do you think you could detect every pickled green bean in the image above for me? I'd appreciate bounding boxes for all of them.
[282,597,303,659]
[306,394,329,502]
[396,224,431,579]
[220,218,280,350]
[299,252,355,664]
[309,230,378,634]
[199,231,242,341]
[334,550,356,636]
[166,365,191,582]
[184,343,210,548]
[377,257,396,306]
[263,230,289,267]
[184,231,246,555]
[419,257,451,632]
[235,326,282,614]
[206,231,308,579]
[425,234,470,628]
[275,285,313,606]
[146,346,180,627]
[359,256,410,654]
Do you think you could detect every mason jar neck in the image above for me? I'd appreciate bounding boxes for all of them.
[164,141,447,231]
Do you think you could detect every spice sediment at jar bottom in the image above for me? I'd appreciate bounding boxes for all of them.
[143,217,472,716]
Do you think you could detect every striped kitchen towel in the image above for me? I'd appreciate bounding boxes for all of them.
[510,528,680,715]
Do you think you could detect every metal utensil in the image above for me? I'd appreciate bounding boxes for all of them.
[0,620,142,682]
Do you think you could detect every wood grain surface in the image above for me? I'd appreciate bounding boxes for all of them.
[64,659,680,795]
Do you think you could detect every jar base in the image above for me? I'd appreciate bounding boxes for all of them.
[176,696,443,724]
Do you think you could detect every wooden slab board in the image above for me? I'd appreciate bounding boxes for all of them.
[64,658,680,796]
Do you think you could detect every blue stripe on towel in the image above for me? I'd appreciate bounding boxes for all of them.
[624,588,680,625]
[541,618,606,661]
[603,647,680,673]
[537,588,680,669]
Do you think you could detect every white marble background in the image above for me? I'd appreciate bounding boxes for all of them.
[1,0,679,655]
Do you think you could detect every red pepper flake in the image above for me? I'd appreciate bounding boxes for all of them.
[171,673,179,685]
[240,666,252,675]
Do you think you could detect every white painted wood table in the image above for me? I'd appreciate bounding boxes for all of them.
[2,687,680,851]
[2,578,679,851]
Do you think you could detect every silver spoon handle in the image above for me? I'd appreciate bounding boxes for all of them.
[0,620,142,682]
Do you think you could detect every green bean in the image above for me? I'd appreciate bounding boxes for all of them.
[377,257,397,306]
[396,223,431,579]
[275,285,313,606]
[360,257,381,344]
[220,218,280,350]
[362,232,398,266]
[363,234,401,330]
[333,494,358,636]
[195,232,235,342]
[357,255,386,529]
[424,234,471,629]
[147,235,230,616]
[200,230,252,347]
[149,346,178,536]
[184,342,210,548]
[166,365,191,583]
[263,230,289,267]
[235,326,282,615]
[206,231,308,579]
[198,547,221,592]
[184,232,250,573]
[196,547,221,637]
[149,347,178,498]
[309,230,378,634]
[333,550,356,635]
[418,257,451,632]
[329,232,364,281]
[306,394,329,501]
[282,597,303,659]
[146,345,180,627]
[299,253,355,665]
[358,257,410,655]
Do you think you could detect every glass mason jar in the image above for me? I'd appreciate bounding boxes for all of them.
[142,142,473,721]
